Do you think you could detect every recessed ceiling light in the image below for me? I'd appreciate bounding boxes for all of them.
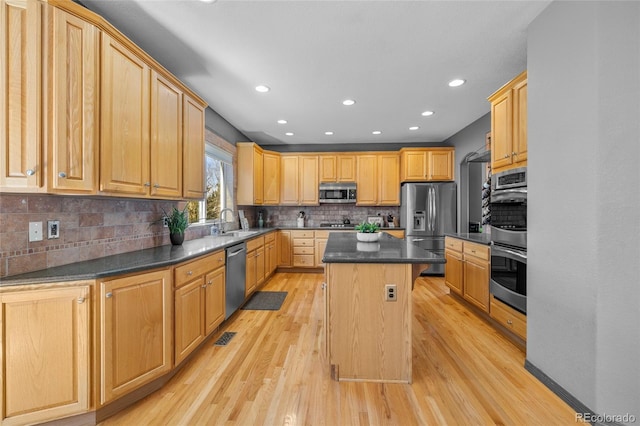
[255,85,270,93]
[285,132,294,136]
[448,79,465,87]
[372,131,382,135]
[199,0,216,3]
[342,99,356,106]
[325,131,334,136]
[421,110,435,117]
[409,126,420,131]
[277,119,287,124]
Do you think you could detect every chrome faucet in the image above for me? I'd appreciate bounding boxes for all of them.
[219,208,235,234]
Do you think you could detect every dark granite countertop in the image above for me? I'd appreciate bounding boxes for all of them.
[0,228,278,287]
[277,226,406,231]
[322,232,445,264]
[444,232,492,245]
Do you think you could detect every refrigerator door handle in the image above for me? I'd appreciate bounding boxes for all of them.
[429,187,435,231]
[431,187,436,232]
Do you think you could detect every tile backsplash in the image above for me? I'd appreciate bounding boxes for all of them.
[0,194,210,278]
[254,205,400,228]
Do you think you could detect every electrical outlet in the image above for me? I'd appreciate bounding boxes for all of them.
[48,220,60,239]
[385,284,397,301]
[29,221,43,242]
[163,216,168,227]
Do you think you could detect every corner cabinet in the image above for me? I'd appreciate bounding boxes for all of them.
[400,148,455,182]
[98,269,173,405]
[0,283,91,426]
[489,71,527,173]
[237,142,264,205]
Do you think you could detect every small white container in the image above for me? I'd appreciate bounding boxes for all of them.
[297,217,304,228]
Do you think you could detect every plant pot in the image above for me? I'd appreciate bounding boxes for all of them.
[356,232,381,242]
[170,232,185,246]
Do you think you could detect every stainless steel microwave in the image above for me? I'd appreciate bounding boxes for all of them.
[319,183,357,203]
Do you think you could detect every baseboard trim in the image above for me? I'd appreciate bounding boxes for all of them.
[524,360,623,426]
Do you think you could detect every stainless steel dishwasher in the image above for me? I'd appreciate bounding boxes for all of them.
[225,242,246,319]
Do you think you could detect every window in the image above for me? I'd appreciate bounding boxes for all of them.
[187,144,234,224]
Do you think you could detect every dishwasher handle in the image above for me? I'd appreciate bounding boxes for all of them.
[227,246,246,258]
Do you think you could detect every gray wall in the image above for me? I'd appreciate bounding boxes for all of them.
[205,107,249,144]
[442,113,491,233]
[528,1,639,420]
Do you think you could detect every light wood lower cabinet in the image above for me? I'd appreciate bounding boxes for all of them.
[0,284,91,425]
[444,237,490,312]
[245,236,265,297]
[98,269,172,405]
[490,295,527,340]
[264,232,278,277]
[174,251,226,365]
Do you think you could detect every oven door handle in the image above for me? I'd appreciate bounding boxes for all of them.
[491,245,527,263]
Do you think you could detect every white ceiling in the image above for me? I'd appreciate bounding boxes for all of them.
[81,0,550,146]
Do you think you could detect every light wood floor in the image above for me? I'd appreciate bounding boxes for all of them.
[100,273,576,425]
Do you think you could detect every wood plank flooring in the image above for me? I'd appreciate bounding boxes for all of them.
[99,273,576,425]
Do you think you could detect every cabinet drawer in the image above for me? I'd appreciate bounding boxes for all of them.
[293,238,314,247]
[490,296,527,340]
[291,230,314,238]
[175,251,225,288]
[246,236,265,252]
[293,254,315,267]
[314,230,330,239]
[463,242,489,261]
[264,232,276,243]
[293,246,314,255]
[444,236,463,252]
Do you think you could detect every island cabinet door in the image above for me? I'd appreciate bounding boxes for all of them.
[0,285,90,426]
[99,269,172,405]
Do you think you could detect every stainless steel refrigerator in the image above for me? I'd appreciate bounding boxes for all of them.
[401,182,457,275]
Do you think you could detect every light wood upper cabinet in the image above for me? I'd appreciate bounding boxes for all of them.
[99,269,172,405]
[280,154,318,205]
[150,71,183,198]
[237,142,265,205]
[400,148,455,182]
[182,94,206,199]
[356,153,400,206]
[47,6,99,194]
[299,155,319,205]
[100,33,151,196]
[489,70,527,173]
[263,151,280,205]
[0,284,90,425]
[356,155,377,205]
[0,0,42,191]
[319,155,356,182]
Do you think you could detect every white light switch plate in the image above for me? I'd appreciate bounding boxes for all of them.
[29,221,43,242]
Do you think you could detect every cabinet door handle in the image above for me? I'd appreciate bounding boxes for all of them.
[144,182,151,187]
[106,292,113,298]
[58,171,67,178]
[207,280,213,285]
[504,154,509,158]
[77,297,85,304]
[154,183,160,188]
[507,319,513,325]
[187,271,193,276]
[26,168,35,176]
[201,284,207,289]
[321,282,326,290]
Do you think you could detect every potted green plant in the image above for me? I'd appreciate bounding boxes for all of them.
[354,221,381,242]
[164,206,189,245]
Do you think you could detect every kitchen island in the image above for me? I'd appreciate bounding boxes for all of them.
[322,232,445,383]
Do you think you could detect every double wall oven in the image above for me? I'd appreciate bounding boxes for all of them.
[490,167,527,314]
